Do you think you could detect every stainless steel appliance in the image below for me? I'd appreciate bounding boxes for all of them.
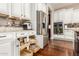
[36,11,48,47]
[36,11,48,36]
[22,22,32,30]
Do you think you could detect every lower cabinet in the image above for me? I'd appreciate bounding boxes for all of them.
[54,30,75,41]
[36,35,48,49]
[54,35,64,40]
[64,30,75,41]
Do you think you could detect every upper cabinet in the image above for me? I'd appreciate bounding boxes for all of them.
[54,11,59,22]
[54,9,65,22]
[24,3,31,20]
[7,3,31,20]
[0,3,31,20]
[73,9,79,23]
[58,9,65,22]
[11,3,22,18]
[36,3,48,14]
[54,8,74,24]
[64,8,73,24]
[0,3,8,14]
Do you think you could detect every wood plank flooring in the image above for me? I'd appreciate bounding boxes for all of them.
[33,40,74,56]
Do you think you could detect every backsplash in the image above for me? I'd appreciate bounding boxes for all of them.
[65,23,79,28]
[0,18,23,32]
[0,18,9,26]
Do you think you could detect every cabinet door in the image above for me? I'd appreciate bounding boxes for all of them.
[54,11,59,22]
[37,3,47,14]
[11,3,21,17]
[0,3,8,14]
[59,9,65,22]
[0,43,12,56]
[64,8,73,24]
[64,30,75,40]
[73,9,79,23]
[24,3,31,20]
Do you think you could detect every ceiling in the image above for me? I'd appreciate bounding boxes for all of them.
[49,3,79,10]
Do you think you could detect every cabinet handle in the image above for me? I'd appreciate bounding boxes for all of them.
[0,36,6,38]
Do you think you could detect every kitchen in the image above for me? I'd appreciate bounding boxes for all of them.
[0,3,79,56]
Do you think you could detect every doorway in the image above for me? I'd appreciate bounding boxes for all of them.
[48,8,51,40]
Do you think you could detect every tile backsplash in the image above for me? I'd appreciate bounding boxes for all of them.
[0,18,23,32]
[0,18,9,26]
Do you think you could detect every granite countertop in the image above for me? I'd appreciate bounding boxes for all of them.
[64,28,79,32]
[0,27,33,32]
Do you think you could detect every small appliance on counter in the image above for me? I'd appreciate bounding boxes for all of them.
[22,20,32,30]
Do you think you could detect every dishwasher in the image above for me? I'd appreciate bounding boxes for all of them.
[0,32,16,56]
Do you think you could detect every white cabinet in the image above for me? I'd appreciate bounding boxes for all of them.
[73,9,79,23]
[37,3,47,14]
[54,9,65,22]
[0,3,8,14]
[64,30,75,41]
[64,8,73,24]
[11,3,31,20]
[54,11,59,22]
[24,3,31,20]
[54,35,64,40]
[0,43,12,56]
[54,8,73,24]
[11,3,22,17]
[58,9,65,22]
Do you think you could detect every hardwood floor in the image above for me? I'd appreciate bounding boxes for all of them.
[33,40,74,56]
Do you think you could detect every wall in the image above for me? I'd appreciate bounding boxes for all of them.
[30,4,37,34]
[53,8,76,41]
[50,9,54,39]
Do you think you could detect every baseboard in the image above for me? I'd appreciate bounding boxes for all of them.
[53,38,74,42]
